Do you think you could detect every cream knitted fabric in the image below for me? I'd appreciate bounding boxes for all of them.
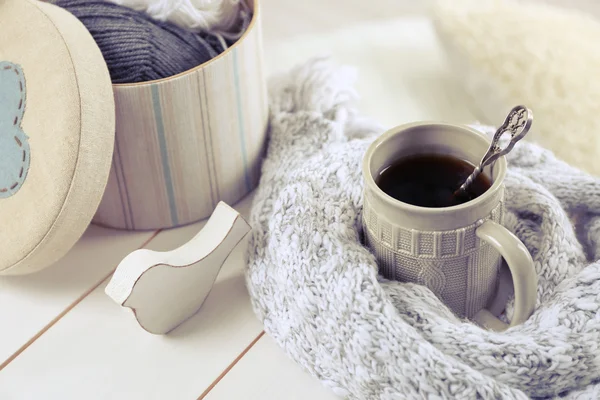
[246,58,600,399]
[432,0,600,177]
[106,0,244,33]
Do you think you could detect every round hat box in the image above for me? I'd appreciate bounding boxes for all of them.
[0,0,267,275]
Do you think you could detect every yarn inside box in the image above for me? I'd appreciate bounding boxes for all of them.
[51,0,251,84]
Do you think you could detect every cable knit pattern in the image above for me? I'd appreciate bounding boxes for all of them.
[246,58,600,399]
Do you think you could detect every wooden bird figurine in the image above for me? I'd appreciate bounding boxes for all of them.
[105,202,251,335]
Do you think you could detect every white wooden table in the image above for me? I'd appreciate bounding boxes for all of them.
[0,1,480,398]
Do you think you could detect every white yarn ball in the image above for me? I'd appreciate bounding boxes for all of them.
[107,0,243,33]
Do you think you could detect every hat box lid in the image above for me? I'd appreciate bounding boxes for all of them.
[0,0,115,274]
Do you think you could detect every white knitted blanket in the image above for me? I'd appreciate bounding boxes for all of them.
[246,58,600,399]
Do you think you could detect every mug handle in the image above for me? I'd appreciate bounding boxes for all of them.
[472,220,537,331]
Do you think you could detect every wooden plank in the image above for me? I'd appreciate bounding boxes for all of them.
[0,195,262,400]
[0,225,153,366]
[203,335,341,400]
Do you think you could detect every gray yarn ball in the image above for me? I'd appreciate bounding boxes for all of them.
[51,0,229,83]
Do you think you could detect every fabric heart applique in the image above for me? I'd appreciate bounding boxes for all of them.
[0,61,30,198]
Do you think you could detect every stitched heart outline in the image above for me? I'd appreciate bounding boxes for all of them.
[0,61,30,198]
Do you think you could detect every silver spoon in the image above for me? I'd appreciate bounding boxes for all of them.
[454,105,533,198]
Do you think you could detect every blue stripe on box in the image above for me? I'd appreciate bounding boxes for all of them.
[113,146,130,229]
[151,85,179,226]
[232,48,252,192]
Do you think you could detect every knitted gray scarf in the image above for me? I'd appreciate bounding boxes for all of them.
[246,58,600,399]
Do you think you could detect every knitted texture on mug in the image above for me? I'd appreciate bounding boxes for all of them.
[246,58,600,399]
[51,0,228,83]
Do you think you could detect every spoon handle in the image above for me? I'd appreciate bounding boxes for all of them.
[455,105,533,195]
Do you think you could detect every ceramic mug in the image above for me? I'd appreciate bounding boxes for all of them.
[362,122,537,331]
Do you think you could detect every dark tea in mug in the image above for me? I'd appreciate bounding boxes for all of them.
[376,154,492,208]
